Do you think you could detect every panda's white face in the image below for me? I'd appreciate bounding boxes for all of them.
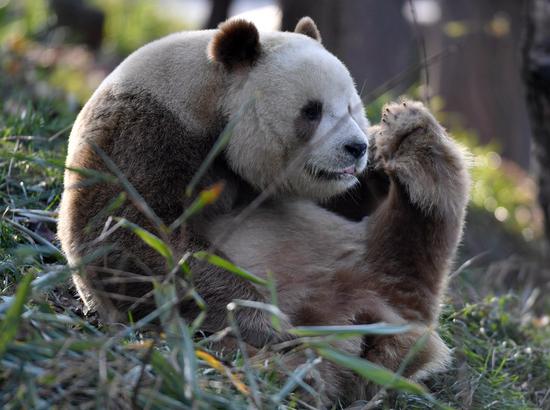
[224,34,369,200]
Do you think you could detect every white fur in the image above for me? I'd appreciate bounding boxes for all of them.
[223,33,370,199]
[82,29,369,201]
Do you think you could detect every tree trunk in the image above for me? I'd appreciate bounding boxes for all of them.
[204,0,232,29]
[523,0,550,251]
[431,0,531,168]
[49,0,104,50]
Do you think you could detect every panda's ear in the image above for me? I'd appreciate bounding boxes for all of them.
[208,19,261,70]
[294,16,322,43]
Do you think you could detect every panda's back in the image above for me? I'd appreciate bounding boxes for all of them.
[59,30,230,262]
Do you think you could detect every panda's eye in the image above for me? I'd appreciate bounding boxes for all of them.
[301,100,323,121]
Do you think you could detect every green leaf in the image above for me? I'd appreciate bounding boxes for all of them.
[267,271,281,331]
[193,251,268,286]
[291,323,411,337]
[118,218,174,268]
[0,272,34,358]
[316,347,426,395]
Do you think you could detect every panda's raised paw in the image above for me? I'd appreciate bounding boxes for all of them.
[375,100,439,162]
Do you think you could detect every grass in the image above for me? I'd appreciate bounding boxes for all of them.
[1,21,550,410]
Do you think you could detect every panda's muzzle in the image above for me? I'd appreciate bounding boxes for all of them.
[305,163,357,181]
[344,142,367,159]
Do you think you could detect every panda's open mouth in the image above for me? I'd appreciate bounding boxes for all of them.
[305,164,356,181]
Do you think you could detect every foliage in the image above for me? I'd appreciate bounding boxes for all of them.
[391,295,550,409]
[0,0,188,104]
[454,127,541,241]
[0,0,187,54]
[94,0,188,56]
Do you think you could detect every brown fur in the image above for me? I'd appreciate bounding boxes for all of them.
[58,18,469,405]
[208,19,261,70]
[58,85,292,345]
[209,100,470,404]
[300,101,468,402]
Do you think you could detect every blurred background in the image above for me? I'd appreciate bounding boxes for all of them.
[1,0,549,295]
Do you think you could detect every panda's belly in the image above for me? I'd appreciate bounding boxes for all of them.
[207,199,367,292]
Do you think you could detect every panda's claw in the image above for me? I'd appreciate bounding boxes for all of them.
[375,100,439,162]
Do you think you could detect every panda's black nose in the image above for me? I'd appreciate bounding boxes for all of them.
[344,142,367,159]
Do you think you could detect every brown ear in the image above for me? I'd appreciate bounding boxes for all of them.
[294,16,321,43]
[208,19,261,70]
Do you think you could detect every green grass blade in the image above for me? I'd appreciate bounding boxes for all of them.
[3,218,62,258]
[316,347,426,395]
[31,265,71,292]
[267,271,281,331]
[193,251,268,286]
[271,357,322,404]
[150,350,188,402]
[153,282,200,400]
[0,272,34,358]
[118,218,174,268]
[291,323,411,337]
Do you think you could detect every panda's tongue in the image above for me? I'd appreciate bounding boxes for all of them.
[342,166,356,175]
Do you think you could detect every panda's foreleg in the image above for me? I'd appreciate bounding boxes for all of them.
[355,100,470,378]
[364,100,470,323]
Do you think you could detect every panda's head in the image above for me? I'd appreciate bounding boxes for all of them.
[209,17,369,200]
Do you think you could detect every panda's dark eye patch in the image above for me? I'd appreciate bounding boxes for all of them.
[301,100,323,121]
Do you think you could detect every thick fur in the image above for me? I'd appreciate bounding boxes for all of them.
[58,16,469,404]
[208,100,470,403]
[58,20,368,347]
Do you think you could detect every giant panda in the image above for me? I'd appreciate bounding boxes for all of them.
[58,17,369,345]
[209,99,471,402]
[58,17,471,404]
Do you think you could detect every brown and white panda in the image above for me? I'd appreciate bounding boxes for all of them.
[57,16,470,404]
[209,99,471,401]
